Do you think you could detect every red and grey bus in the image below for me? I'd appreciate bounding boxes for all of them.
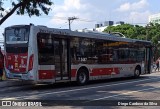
[4,24,152,85]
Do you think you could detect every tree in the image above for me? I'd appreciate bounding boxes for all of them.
[104,24,145,39]
[0,0,53,25]
[103,23,160,45]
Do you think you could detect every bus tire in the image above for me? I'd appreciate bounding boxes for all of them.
[77,68,89,85]
[134,67,141,78]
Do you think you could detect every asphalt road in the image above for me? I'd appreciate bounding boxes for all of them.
[1,72,160,109]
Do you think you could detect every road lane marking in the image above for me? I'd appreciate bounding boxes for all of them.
[92,86,160,101]
[2,77,160,100]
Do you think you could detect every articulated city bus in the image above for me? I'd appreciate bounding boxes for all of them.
[4,24,152,85]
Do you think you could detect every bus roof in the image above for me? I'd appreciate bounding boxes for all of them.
[37,25,152,46]
[5,24,152,46]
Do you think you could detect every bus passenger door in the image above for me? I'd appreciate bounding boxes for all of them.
[145,47,152,74]
[54,38,70,81]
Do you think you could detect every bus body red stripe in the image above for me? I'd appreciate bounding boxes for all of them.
[71,69,77,77]
[91,68,120,76]
[38,70,55,79]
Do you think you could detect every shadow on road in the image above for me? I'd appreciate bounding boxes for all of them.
[30,76,146,90]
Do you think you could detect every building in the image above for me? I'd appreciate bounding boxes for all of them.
[95,26,108,32]
[116,21,125,25]
[149,13,160,24]
[95,21,125,32]
[77,21,125,32]
[103,21,114,26]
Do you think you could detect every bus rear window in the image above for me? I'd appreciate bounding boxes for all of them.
[5,27,29,43]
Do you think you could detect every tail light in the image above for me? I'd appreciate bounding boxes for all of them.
[28,54,34,71]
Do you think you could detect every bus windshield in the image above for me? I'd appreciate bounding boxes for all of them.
[5,26,30,43]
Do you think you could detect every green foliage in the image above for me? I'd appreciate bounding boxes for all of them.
[0,0,53,25]
[103,23,160,45]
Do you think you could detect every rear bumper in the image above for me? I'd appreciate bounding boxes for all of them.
[5,69,35,81]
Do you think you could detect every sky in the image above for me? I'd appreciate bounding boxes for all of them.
[0,0,160,39]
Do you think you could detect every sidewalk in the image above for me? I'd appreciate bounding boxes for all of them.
[151,70,160,73]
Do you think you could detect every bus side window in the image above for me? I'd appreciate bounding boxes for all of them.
[37,33,54,65]
[118,49,129,62]
[113,50,118,62]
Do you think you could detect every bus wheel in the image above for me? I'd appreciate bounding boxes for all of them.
[134,67,140,78]
[77,69,89,85]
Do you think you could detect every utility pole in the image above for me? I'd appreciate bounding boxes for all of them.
[146,24,151,41]
[68,16,78,30]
